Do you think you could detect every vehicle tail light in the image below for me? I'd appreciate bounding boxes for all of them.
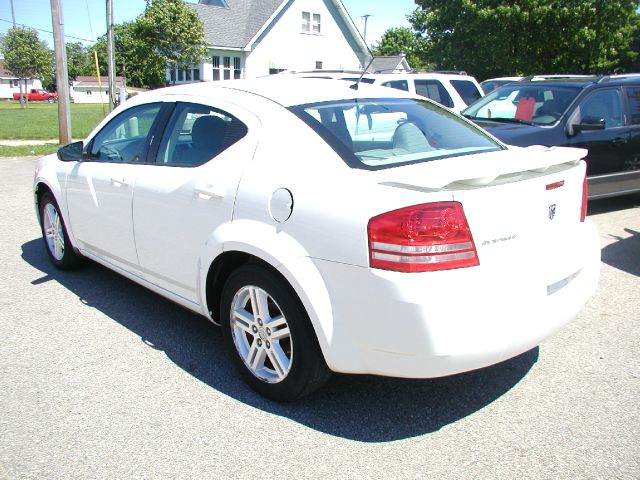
[580,173,588,222]
[368,202,479,272]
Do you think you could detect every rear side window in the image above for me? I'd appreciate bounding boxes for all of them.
[382,80,409,92]
[414,80,454,108]
[155,102,247,167]
[451,80,483,106]
[626,87,640,125]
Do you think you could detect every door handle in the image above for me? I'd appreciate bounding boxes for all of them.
[110,176,130,186]
[194,184,225,199]
[612,137,627,146]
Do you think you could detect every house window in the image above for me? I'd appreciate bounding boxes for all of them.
[312,14,321,34]
[302,12,321,34]
[87,90,92,96]
[193,67,200,81]
[185,68,191,81]
[234,57,241,79]
[315,61,323,69]
[212,56,220,81]
[212,55,241,81]
[170,69,176,82]
[178,69,184,82]
[10,79,19,88]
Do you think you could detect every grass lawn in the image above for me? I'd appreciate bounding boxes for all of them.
[0,101,107,140]
[0,144,59,157]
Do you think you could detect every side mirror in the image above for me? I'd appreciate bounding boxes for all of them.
[574,116,605,133]
[57,141,84,162]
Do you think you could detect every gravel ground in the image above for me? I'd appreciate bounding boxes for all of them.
[1,156,638,479]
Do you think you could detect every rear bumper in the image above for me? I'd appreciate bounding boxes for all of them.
[312,219,600,378]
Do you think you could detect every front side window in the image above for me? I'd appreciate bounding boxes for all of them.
[155,102,248,167]
[290,98,503,170]
[463,84,582,125]
[572,89,624,129]
[414,80,454,108]
[88,103,162,163]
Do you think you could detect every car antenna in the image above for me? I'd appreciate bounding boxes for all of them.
[350,41,376,90]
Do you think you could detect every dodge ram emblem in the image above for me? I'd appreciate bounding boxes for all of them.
[548,204,557,220]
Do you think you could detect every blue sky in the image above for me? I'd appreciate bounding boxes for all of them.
[0,0,417,48]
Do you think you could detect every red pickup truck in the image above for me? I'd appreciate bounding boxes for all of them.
[13,89,57,103]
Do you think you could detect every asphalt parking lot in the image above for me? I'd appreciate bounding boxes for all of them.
[1,156,638,479]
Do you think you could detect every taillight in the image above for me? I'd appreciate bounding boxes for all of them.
[368,202,479,272]
[580,174,588,222]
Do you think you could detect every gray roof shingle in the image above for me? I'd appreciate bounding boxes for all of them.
[190,0,284,49]
[367,56,410,74]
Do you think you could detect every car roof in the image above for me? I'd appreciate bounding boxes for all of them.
[142,77,417,107]
[502,74,640,88]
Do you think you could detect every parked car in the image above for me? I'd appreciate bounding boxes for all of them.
[480,75,594,94]
[286,70,484,112]
[13,88,57,103]
[463,75,640,199]
[480,77,522,94]
[34,78,600,401]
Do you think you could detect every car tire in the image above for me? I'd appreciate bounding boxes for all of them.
[39,192,82,270]
[220,264,331,401]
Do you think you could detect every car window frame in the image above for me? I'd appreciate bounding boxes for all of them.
[567,86,626,132]
[413,79,454,108]
[150,101,249,168]
[623,85,640,126]
[84,102,174,164]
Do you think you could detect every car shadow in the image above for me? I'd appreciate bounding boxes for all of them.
[22,238,538,442]
[601,228,640,277]
[587,193,640,216]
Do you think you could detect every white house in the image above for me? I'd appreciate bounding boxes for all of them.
[71,76,146,104]
[168,0,370,84]
[0,58,44,100]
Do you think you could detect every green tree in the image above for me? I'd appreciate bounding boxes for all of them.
[373,27,427,71]
[410,0,640,79]
[88,22,159,88]
[0,27,53,107]
[66,42,93,80]
[135,0,208,86]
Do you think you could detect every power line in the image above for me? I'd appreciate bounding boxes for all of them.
[0,18,94,43]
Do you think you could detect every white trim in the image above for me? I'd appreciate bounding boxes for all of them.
[244,0,289,51]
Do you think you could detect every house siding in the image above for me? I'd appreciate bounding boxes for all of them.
[246,0,364,77]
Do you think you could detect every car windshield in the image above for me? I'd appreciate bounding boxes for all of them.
[290,98,503,170]
[463,84,582,125]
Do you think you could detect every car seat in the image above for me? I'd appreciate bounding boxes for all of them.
[179,115,228,165]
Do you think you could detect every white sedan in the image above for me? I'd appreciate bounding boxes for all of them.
[34,78,600,401]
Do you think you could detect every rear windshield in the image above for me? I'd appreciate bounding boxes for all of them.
[289,98,503,170]
[451,79,483,105]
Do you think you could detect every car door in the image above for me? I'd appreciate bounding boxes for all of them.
[565,87,630,196]
[620,86,640,193]
[131,100,258,304]
[65,102,166,272]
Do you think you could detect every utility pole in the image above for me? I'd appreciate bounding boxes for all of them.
[106,0,116,111]
[362,14,371,46]
[10,0,16,26]
[50,0,72,144]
